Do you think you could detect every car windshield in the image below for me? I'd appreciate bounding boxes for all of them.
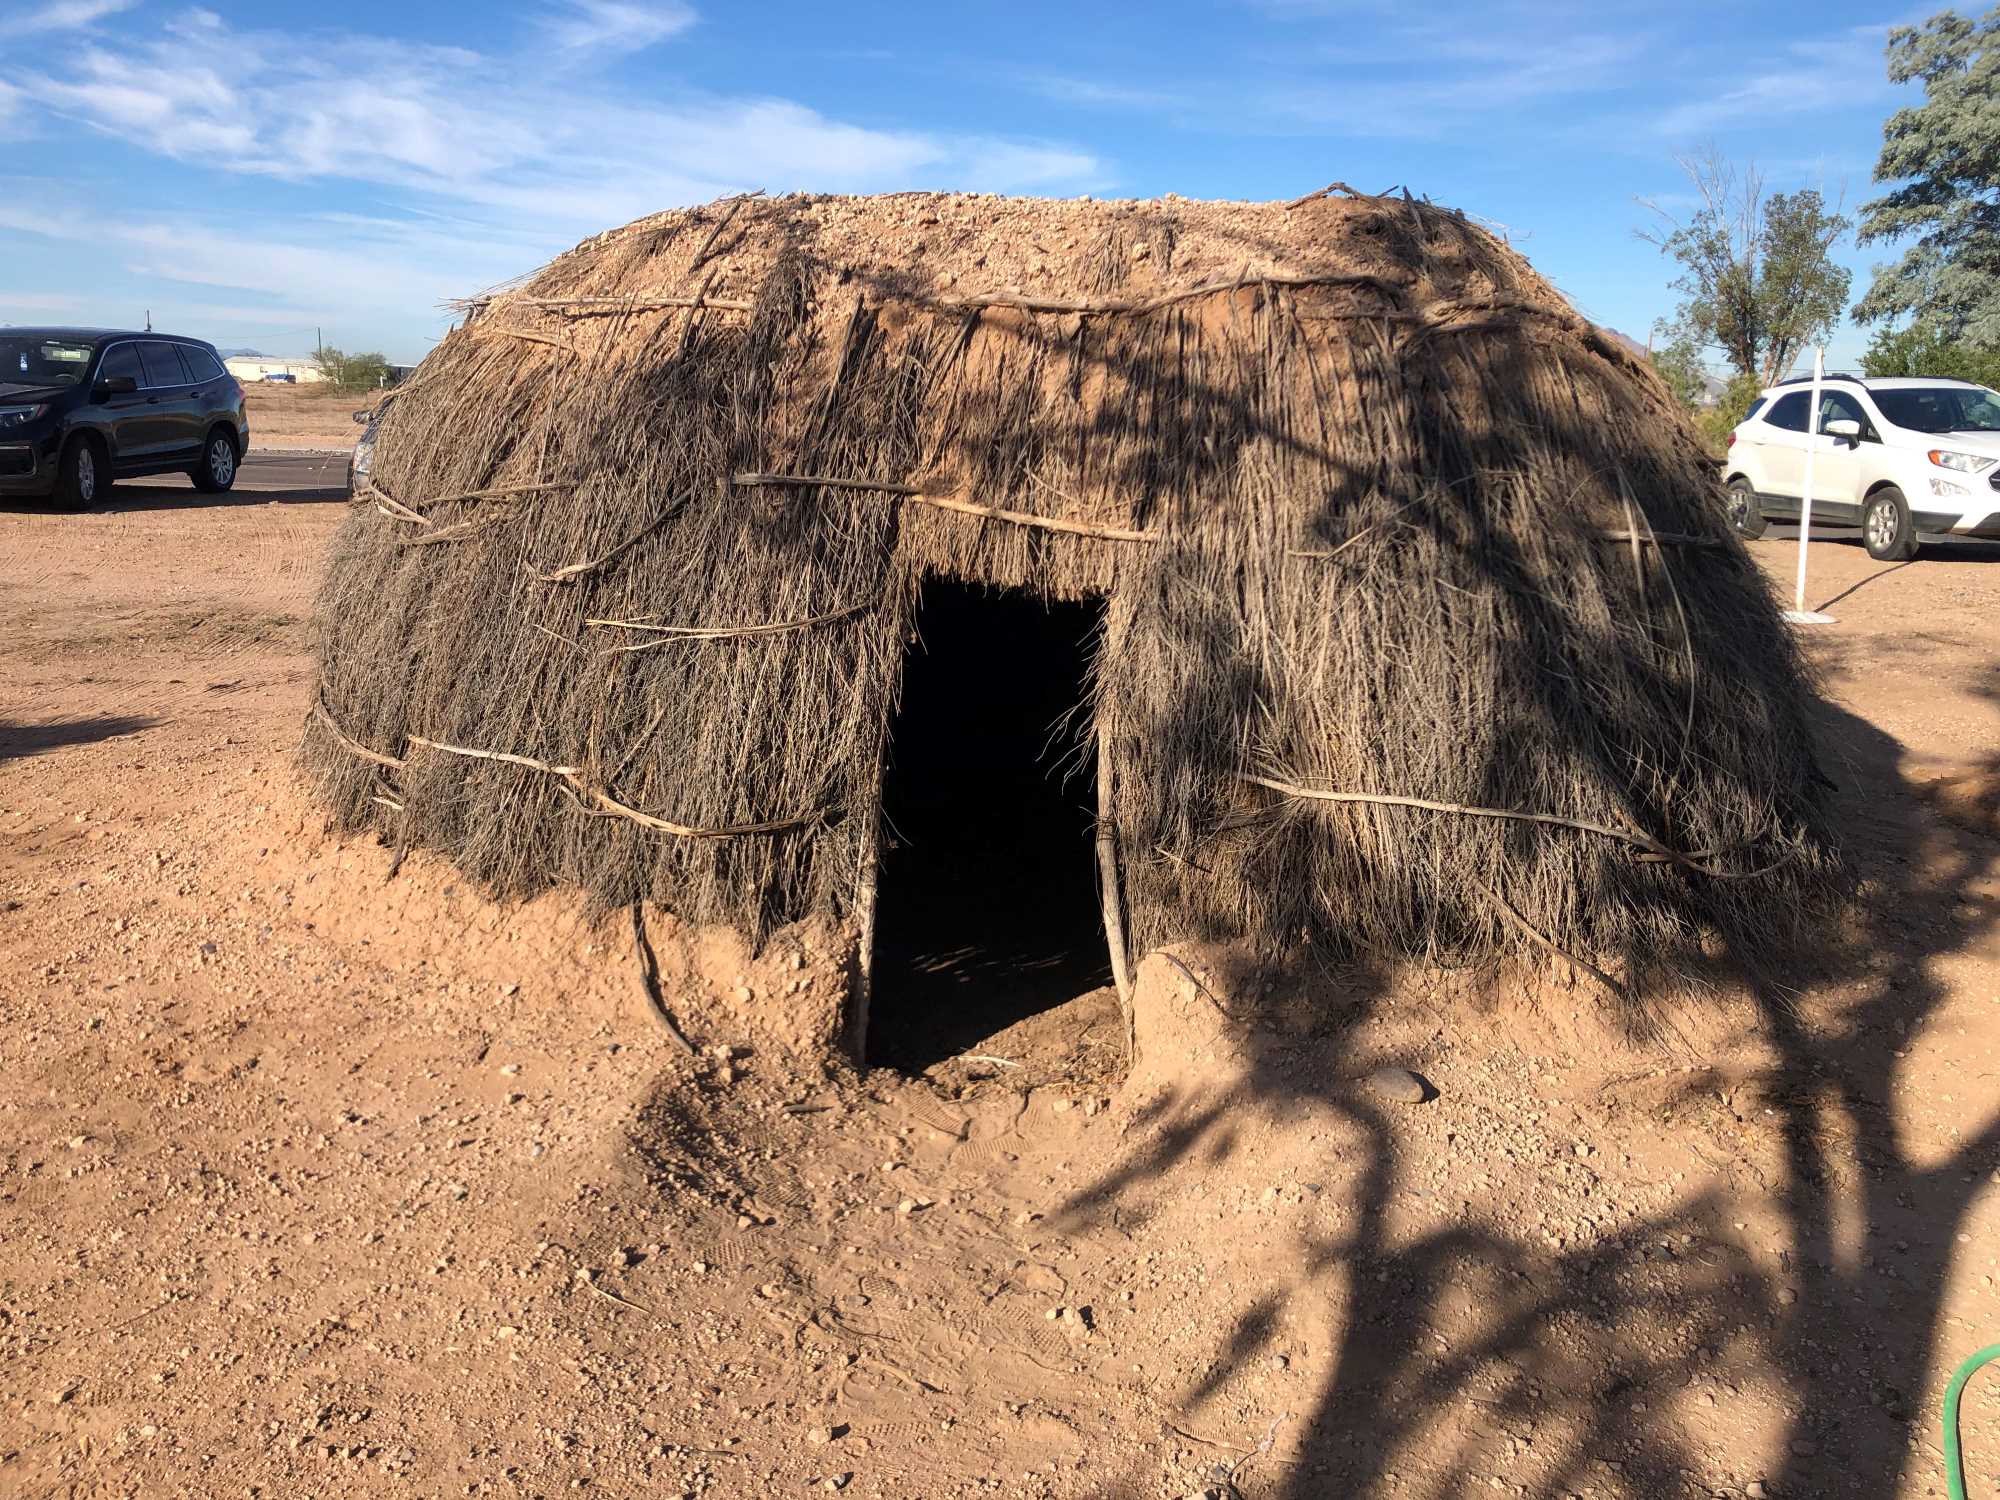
[1871,385,2000,434]
[0,336,96,388]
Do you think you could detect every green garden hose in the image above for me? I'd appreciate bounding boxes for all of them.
[1945,1344,2000,1500]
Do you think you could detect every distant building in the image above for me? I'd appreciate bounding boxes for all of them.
[224,356,324,384]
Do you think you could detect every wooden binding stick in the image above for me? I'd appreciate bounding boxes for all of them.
[1468,872,1629,1005]
[1284,181,1362,208]
[313,699,407,769]
[1096,710,1136,1067]
[630,903,697,1054]
[478,324,578,355]
[587,601,875,652]
[1239,774,1786,880]
[732,473,1158,543]
[310,699,814,838]
[531,501,688,583]
[405,735,816,837]
[734,471,922,495]
[927,269,1410,319]
[502,294,754,314]
[1594,529,1728,551]
[398,511,516,547]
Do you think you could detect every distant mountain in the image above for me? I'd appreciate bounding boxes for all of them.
[1599,326,1729,406]
[216,347,271,359]
[1603,327,1651,360]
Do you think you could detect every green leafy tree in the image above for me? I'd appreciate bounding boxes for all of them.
[1640,150,1852,385]
[1855,8,2000,344]
[312,346,392,392]
[1649,326,1708,408]
[1696,371,1767,458]
[1860,320,2000,385]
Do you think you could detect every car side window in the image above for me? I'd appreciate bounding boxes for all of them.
[97,344,142,387]
[137,341,190,388]
[183,347,225,383]
[1764,392,1810,432]
[1818,390,1875,439]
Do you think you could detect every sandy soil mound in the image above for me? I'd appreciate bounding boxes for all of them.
[5,473,2000,1498]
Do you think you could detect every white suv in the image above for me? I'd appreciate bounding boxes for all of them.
[1722,375,2000,559]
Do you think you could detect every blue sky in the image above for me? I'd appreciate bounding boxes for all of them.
[0,0,1919,367]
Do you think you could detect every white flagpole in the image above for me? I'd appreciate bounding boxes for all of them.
[1785,346,1835,625]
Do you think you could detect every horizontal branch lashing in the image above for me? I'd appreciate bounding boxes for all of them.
[1239,773,1784,880]
[464,294,758,316]
[359,476,568,523]
[927,269,1411,319]
[476,324,580,355]
[311,700,814,838]
[586,600,877,652]
[1594,529,1729,551]
[731,472,1157,543]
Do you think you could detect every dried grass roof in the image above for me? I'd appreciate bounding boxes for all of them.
[305,187,1840,1006]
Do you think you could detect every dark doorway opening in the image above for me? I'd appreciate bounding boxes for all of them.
[867,579,1112,1071]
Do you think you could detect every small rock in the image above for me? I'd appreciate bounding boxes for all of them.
[1777,1287,1797,1306]
[1746,1482,1770,1498]
[499,1063,521,1077]
[736,1214,755,1230]
[806,1425,832,1445]
[1365,1067,1429,1104]
[733,985,754,1003]
[691,1259,710,1274]
[1789,1438,1817,1457]
[822,1477,850,1493]
[65,1136,88,1151]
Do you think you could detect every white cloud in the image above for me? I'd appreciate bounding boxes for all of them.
[0,291,87,315]
[538,0,696,53]
[1266,31,1647,139]
[1,9,1105,359]
[1653,27,1892,138]
[1022,74,1186,111]
[18,13,1098,207]
[18,0,138,34]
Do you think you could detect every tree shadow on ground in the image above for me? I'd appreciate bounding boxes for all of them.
[1057,681,2000,1498]
[0,714,158,761]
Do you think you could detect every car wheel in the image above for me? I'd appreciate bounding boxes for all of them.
[1726,477,1767,539]
[52,436,101,512]
[1863,485,1919,562]
[191,429,239,493]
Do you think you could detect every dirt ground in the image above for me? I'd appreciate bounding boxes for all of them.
[244,386,379,450]
[4,470,2000,1500]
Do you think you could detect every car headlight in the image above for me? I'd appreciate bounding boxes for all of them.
[0,403,48,428]
[1928,449,1996,473]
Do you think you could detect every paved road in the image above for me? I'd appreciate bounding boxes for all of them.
[109,449,351,509]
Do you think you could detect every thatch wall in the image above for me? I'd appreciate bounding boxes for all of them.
[305,188,1839,994]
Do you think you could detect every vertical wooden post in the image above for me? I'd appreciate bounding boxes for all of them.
[849,735,886,1067]
[1096,711,1135,1068]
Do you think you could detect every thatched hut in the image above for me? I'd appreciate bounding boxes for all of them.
[306,187,1837,1062]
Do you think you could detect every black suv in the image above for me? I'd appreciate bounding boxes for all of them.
[0,328,251,509]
